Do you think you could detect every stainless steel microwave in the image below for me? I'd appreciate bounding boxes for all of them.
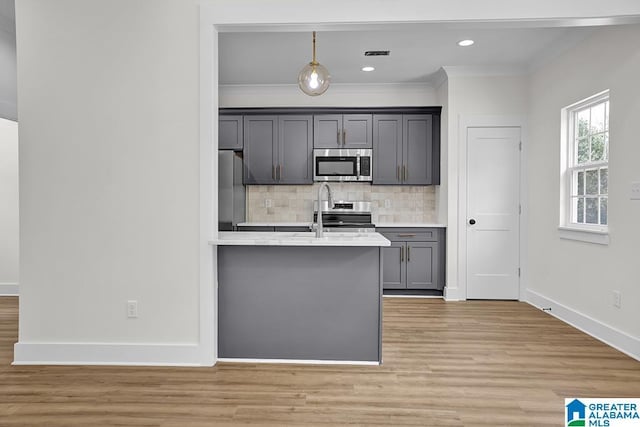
[313,149,372,182]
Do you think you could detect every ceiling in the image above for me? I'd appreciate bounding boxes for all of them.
[219,24,598,85]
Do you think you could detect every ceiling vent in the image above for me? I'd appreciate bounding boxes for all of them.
[364,50,390,57]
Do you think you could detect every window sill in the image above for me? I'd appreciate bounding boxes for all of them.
[558,226,609,245]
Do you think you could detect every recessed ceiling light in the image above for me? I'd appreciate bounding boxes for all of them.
[361,66,375,72]
[458,39,474,47]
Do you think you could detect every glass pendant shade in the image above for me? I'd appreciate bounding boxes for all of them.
[298,32,330,96]
[298,62,330,96]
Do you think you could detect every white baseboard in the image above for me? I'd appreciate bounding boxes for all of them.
[13,342,213,366]
[525,289,640,361]
[0,283,19,296]
[443,285,461,301]
[217,357,380,366]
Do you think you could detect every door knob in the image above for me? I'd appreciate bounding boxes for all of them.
[469,219,476,225]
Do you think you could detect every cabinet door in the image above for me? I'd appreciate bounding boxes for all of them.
[403,114,433,185]
[406,241,438,290]
[243,116,277,184]
[313,115,342,148]
[278,115,313,184]
[343,114,373,148]
[219,115,243,150]
[382,242,406,289]
[372,115,403,184]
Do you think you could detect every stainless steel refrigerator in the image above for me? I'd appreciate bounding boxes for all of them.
[218,151,245,231]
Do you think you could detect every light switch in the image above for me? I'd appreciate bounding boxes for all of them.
[631,182,640,200]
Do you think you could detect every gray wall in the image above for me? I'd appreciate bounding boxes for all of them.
[0,0,16,120]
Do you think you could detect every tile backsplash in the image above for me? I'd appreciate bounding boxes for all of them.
[246,183,436,223]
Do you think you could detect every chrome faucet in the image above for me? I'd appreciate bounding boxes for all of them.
[316,182,333,237]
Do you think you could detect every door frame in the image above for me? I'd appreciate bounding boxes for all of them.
[457,115,528,301]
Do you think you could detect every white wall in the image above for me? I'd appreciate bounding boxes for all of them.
[434,75,448,225]
[443,71,529,300]
[0,118,18,294]
[527,25,640,343]
[15,0,202,362]
[0,13,17,121]
[14,0,640,365]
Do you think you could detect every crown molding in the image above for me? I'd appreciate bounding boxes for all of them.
[442,64,527,77]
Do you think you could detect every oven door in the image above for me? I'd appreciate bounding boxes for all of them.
[313,149,371,181]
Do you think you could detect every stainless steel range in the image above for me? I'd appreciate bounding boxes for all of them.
[313,200,375,233]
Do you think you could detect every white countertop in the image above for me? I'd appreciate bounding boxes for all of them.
[375,223,447,228]
[237,222,446,228]
[211,231,391,247]
[237,222,311,227]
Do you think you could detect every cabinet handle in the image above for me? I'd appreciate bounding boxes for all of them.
[407,246,411,262]
[397,234,416,238]
[279,164,283,181]
[343,129,346,145]
[397,165,400,180]
[400,246,404,262]
[337,130,341,145]
[272,165,276,180]
[403,165,407,181]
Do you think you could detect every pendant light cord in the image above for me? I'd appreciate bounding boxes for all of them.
[312,31,317,65]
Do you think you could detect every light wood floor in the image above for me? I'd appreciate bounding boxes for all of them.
[1,296,638,426]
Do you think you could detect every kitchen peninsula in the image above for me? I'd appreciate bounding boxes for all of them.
[211,231,390,364]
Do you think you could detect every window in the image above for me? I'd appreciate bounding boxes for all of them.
[560,90,609,244]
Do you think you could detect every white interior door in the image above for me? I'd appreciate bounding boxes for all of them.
[466,127,521,300]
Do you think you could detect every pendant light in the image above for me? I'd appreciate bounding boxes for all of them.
[298,31,330,96]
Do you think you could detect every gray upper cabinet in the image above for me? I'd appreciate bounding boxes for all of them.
[244,115,313,185]
[314,114,372,148]
[404,115,432,185]
[373,114,435,185]
[313,115,342,148]
[372,115,403,184]
[244,116,278,184]
[219,115,243,150]
[278,116,313,184]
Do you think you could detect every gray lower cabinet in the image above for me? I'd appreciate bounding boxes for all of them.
[381,241,405,289]
[314,114,372,149]
[373,114,436,185]
[378,227,445,291]
[219,115,243,150]
[244,115,313,184]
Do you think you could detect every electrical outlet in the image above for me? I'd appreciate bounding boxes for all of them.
[613,290,621,309]
[265,199,272,208]
[631,182,640,200]
[384,199,391,208]
[127,300,139,318]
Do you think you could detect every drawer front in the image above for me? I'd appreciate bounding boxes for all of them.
[274,226,312,232]
[377,228,440,242]
[236,226,275,232]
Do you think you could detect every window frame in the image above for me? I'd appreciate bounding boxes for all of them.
[559,90,610,245]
